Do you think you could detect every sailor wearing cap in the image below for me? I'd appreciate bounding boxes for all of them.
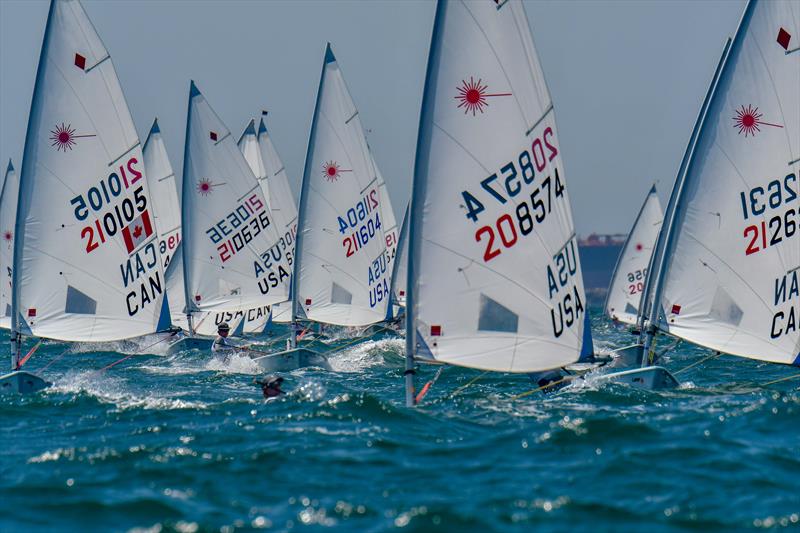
[212,322,234,357]
[255,375,285,398]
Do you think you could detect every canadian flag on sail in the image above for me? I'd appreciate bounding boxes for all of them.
[121,210,154,253]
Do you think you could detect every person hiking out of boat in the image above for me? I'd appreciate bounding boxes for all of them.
[254,375,284,398]
[212,322,250,361]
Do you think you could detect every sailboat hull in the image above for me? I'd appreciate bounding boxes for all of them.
[166,336,213,354]
[250,348,330,372]
[596,366,679,390]
[0,371,51,394]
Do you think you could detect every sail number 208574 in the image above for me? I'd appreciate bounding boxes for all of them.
[461,127,564,262]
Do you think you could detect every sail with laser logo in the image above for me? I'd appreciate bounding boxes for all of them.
[181,82,290,320]
[406,0,588,372]
[654,0,800,365]
[605,185,663,326]
[0,161,18,330]
[13,0,165,342]
[293,44,394,326]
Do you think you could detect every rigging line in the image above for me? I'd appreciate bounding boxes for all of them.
[94,334,175,373]
[510,375,576,400]
[16,340,43,369]
[449,371,488,399]
[673,351,722,375]
[761,372,800,386]
[38,349,69,373]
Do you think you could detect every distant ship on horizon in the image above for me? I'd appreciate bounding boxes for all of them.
[578,233,627,305]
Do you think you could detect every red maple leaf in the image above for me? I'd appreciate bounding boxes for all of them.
[133,225,142,239]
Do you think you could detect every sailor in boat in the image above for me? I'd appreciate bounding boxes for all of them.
[211,322,250,361]
[254,375,284,398]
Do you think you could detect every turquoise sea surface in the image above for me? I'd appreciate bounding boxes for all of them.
[2,309,799,532]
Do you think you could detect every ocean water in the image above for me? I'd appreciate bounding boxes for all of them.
[1,310,798,533]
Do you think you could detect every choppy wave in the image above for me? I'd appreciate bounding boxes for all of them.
[2,313,799,531]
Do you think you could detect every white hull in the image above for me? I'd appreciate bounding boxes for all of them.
[595,365,679,390]
[250,348,330,372]
[0,371,50,394]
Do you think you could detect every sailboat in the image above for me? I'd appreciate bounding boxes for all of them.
[270,42,397,363]
[2,0,167,393]
[237,114,298,333]
[180,81,310,368]
[604,185,663,326]
[0,161,18,331]
[637,0,799,374]
[141,118,237,349]
[403,0,593,405]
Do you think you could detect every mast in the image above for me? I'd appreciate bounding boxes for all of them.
[11,0,56,370]
[180,81,199,338]
[406,0,447,406]
[641,2,755,365]
[636,38,732,337]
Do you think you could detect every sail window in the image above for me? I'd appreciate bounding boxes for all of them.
[331,283,352,305]
[625,302,638,316]
[710,287,743,327]
[478,294,518,333]
[65,286,97,315]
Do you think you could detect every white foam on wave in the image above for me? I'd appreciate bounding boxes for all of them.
[48,369,208,410]
[327,338,402,372]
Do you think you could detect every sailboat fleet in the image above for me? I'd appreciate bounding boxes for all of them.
[0,0,797,401]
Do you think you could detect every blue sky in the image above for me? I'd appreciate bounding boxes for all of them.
[0,0,747,235]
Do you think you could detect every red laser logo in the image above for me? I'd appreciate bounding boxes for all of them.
[322,161,351,182]
[197,178,216,196]
[733,105,783,137]
[454,77,511,115]
[49,123,95,152]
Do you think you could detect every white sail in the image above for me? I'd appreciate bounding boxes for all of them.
[293,45,393,326]
[375,160,399,269]
[406,0,588,372]
[656,0,799,365]
[605,185,663,325]
[237,117,293,332]
[181,81,290,323]
[13,0,165,342]
[256,116,299,325]
[162,243,235,336]
[142,119,182,270]
[0,161,18,329]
